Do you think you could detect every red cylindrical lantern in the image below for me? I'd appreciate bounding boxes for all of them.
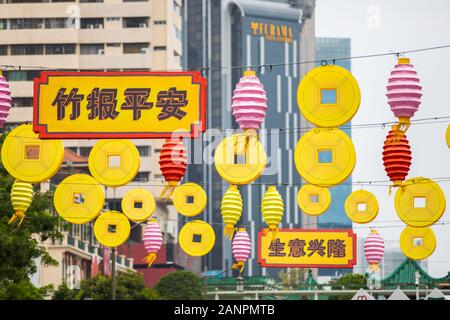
[158,138,187,198]
[382,126,412,188]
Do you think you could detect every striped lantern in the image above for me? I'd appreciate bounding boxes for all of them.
[231,70,267,134]
[221,185,243,239]
[232,228,251,273]
[386,57,422,131]
[142,219,163,267]
[261,186,284,240]
[9,180,33,227]
[364,230,385,271]
[382,126,412,188]
[0,72,12,128]
[158,138,187,199]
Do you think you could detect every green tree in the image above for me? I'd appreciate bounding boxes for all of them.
[52,271,159,300]
[155,270,203,300]
[0,131,66,290]
[330,273,367,300]
[0,281,52,300]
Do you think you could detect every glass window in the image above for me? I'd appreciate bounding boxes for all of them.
[153,46,166,51]
[132,172,149,182]
[136,146,150,157]
[10,18,44,29]
[79,147,92,157]
[3,70,41,81]
[12,97,33,107]
[106,43,121,47]
[123,43,149,54]
[10,44,44,55]
[80,0,103,2]
[154,20,166,25]
[80,44,104,55]
[0,19,7,30]
[80,18,104,29]
[123,17,148,28]
[0,45,6,56]
[106,17,120,22]
[173,25,181,41]
[44,18,67,29]
[45,44,75,55]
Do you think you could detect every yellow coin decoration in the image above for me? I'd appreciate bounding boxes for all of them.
[294,128,356,187]
[94,211,131,247]
[446,124,450,149]
[297,65,361,127]
[400,226,436,260]
[297,184,331,216]
[394,177,446,227]
[345,190,379,224]
[179,220,215,257]
[214,134,266,185]
[54,174,105,224]
[173,182,207,217]
[121,188,155,223]
[88,139,140,187]
[1,124,64,183]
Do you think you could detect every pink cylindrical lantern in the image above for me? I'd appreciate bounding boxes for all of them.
[142,219,163,267]
[364,230,385,271]
[232,228,251,273]
[231,70,267,133]
[0,72,12,128]
[386,57,422,131]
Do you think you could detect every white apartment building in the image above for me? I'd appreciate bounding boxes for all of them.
[1,0,183,287]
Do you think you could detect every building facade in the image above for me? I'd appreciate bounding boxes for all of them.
[1,0,184,287]
[184,0,316,279]
[315,37,353,277]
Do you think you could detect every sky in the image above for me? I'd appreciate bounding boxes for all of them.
[315,0,450,277]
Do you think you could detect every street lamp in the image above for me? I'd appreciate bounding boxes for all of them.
[236,274,244,292]
[415,271,421,300]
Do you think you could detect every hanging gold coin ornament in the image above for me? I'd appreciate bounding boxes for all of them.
[345,190,379,224]
[9,180,33,226]
[262,186,284,240]
[178,220,216,257]
[446,124,450,149]
[122,188,155,223]
[88,139,140,187]
[214,134,266,185]
[173,182,207,217]
[94,211,131,247]
[400,226,436,260]
[54,174,105,224]
[297,184,331,216]
[297,64,361,127]
[294,128,356,187]
[394,177,446,227]
[1,124,64,183]
[221,185,243,239]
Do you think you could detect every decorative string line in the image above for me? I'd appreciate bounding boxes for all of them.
[1,44,450,73]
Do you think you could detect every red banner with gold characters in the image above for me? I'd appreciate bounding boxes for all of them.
[33,71,207,139]
[258,228,357,268]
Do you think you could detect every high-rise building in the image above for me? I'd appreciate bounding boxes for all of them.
[1,0,184,287]
[315,37,353,277]
[184,0,316,279]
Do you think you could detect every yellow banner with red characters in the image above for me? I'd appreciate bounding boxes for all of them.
[258,228,356,268]
[33,71,206,139]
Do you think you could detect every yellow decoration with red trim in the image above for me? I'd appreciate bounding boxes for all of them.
[297,184,331,216]
[54,174,105,224]
[214,134,266,185]
[9,180,33,226]
[88,139,140,187]
[121,188,155,223]
[94,211,131,247]
[262,186,284,240]
[345,190,379,224]
[179,220,216,256]
[400,226,436,260]
[173,182,207,217]
[446,124,450,149]
[294,128,356,187]
[394,177,446,227]
[297,65,361,127]
[1,124,63,183]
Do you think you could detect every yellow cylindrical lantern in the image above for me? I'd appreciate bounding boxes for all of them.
[221,185,242,239]
[9,180,33,226]
[262,186,284,239]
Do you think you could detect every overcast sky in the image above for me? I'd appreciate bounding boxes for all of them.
[315,0,450,277]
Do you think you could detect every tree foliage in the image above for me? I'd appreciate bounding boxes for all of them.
[154,270,203,300]
[52,271,159,300]
[278,269,306,289]
[0,281,52,300]
[0,131,66,286]
[330,273,367,300]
